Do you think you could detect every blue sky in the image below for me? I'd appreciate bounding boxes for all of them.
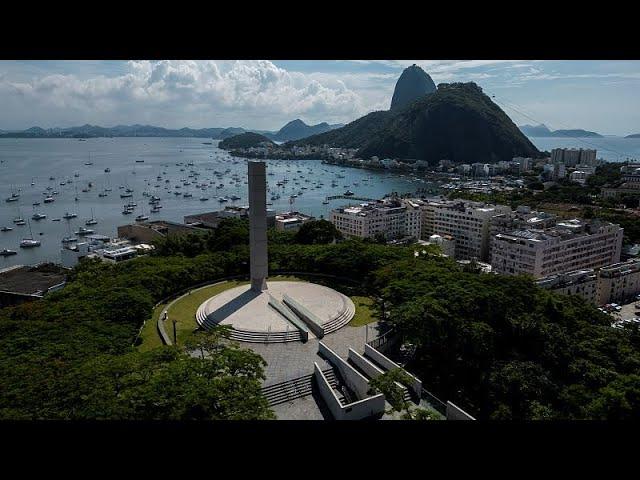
[0,60,638,135]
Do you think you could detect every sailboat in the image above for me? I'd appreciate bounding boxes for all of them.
[85,208,98,226]
[5,185,20,202]
[20,219,41,248]
[62,221,78,245]
[135,202,149,222]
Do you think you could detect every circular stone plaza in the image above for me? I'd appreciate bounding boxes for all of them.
[195,161,355,343]
[196,280,355,342]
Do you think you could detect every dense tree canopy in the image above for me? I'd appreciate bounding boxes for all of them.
[372,257,640,420]
[293,219,343,245]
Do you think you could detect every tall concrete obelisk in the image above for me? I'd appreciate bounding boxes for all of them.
[248,161,268,292]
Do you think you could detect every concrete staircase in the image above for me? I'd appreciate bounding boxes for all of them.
[196,303,304,343]
[262,368,338,407]
[323,296,355,334]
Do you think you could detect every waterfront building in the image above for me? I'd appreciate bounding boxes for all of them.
[184,206,276,229]
[60,236,153,268]
[330,198,421,240]
[274,211,315,232]
[0,264,66,307]
[491,219,623,278]
[117,220,205,244]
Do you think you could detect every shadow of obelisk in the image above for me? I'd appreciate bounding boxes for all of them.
[248,161,268,292]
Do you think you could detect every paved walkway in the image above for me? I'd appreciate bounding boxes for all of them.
[239,322,383,386]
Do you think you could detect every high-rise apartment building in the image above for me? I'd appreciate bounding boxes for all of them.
[416,199,511,261]
[491,219,623,278]
[550,148,597,167]
[330,198,421,240]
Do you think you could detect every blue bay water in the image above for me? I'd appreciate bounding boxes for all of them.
[3,136,639,268]
[0,137,427,267]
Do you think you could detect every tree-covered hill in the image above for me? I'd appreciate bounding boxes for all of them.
[289,82,540,165]
[219,132,275,150]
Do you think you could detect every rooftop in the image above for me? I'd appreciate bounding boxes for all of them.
[0,264,66,296]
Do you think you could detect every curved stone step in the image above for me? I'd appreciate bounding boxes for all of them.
[196,288,355,343]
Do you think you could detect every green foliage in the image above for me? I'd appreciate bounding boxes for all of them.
[293,219,343,245]
[368,368,414,413]
[0,246,271,419]
[59,345,272,420]
[218,132,275,150]
[372,256,640,420]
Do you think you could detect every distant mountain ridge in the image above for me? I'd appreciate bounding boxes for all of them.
[0,124,252,139]
[519,124,603,138]
[269,119,343,142]
[0,121,341,141]
[626,133,640,139]
[290,81,540,165]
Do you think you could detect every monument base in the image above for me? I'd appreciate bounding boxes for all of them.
[251,276,268,292]
[196,281,355,343]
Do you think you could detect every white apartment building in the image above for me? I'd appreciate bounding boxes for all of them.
[330,198,421,240]
[602,164,640,199]
[598,259,640,305]
[536,269,599,304]
[513,157,533,172]
[418,234,456,257]
[570,170,592,185]
[536,258,640,305]
[417,200,511,261]
[491,219,624,278]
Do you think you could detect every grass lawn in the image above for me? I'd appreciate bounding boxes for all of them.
[137,302,169,352]
[349,296,379,327]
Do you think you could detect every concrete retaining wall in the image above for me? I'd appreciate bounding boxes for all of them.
[318,342,370,400]
[349,348,410,399]
[283,294,325,338]
[314,363,345,420]
[446,401,476,420]
[348,348,384,379]
[267,294,309,342]
[314,363,386,421]
[364,344,422,398]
